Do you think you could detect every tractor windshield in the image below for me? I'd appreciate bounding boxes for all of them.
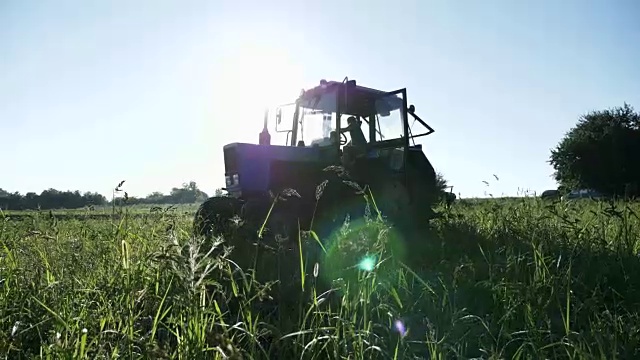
[299,108,335,146]
[297,89,337,147]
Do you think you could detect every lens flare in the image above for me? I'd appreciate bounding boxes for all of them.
[358,255,376,271]
[394,319,407,337]
[317,216,407,290]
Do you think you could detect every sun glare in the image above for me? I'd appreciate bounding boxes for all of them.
[216,43,303,143]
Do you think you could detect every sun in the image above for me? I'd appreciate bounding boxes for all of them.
[215,43,304,143]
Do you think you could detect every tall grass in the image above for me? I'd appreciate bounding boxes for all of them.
[1,195,640,358]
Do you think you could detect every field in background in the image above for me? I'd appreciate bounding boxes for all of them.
[1,197,640,359]
[2,203,200,220]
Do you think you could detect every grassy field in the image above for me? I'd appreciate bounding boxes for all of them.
[1,196,640,359]
[2,203,200,218]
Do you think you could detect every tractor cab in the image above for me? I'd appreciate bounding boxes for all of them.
[272,79,435,167]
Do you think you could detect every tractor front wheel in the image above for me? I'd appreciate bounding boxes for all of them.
[193,196,244,240]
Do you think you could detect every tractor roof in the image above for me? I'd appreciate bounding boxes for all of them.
[297,80,403,117]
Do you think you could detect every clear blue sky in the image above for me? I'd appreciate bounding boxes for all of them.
[2,0,639,198]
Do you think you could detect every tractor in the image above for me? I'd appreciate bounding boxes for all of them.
[193,78,440,257]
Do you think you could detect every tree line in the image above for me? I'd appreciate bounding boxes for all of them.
[0,189,107,211]
[114,181,210,206]
[0,181,213,210]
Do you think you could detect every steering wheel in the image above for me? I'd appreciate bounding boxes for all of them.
[340,132,348,145]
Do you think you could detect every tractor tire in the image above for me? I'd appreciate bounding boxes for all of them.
[376,178,412,221]
[193,196,244,240]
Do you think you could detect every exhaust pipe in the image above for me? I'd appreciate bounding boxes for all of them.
[259,108,271,145]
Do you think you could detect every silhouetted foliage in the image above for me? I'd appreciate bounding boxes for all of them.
[549,103,640,197]
[435,172,456,204]
[0,189,107,210]
[435,172,449,192]
[0,181,211,210]
[113,181,209,207]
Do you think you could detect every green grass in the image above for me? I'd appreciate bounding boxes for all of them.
[1,196,640,359]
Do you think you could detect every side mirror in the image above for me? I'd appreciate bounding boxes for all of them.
[276,108,282,124]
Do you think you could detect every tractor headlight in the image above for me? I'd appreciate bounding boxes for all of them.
[225,175,232,187]
[233,174,239,185]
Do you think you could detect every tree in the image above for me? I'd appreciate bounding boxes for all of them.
[435,172,450,193]
[549,103,640,197]
[168,181,209,204]
[145,192,165,204]
[434,172,456,204]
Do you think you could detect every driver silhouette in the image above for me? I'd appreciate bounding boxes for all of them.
[341,116,367,148]
[340,116,367,168]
